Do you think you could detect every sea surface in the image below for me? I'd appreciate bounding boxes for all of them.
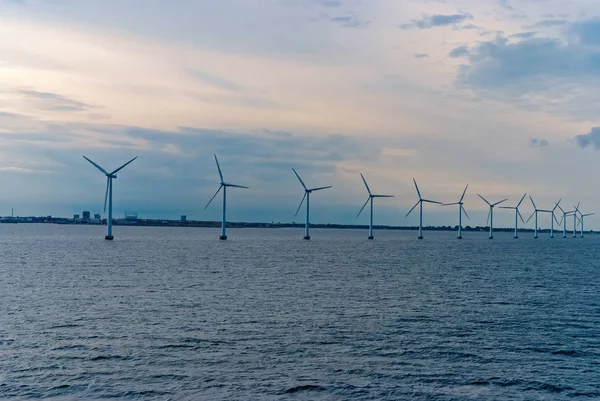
[0,224,599,400]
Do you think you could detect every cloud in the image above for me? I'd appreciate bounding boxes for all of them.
[571,18,600,46]
[326,14,369,28]
[530,138,548,148]
[414,53,429,58]
[187,69,241,91]
[574,127,600,150]
[510,31,536,39]
[400,13,473,30]
[18,89,91,112]
[449,45,470,58]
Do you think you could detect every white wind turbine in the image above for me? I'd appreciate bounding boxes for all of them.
[357,173,394,240]
[204,154,248,240]
[478,194,508,239]
[499,193,527,239]
[526,196,552,238]
[293,168,332,240]
[556,203,575,239]
[83,156,138,240]
[572,202,581,238]
[406,179,441,240]
[549,199,562,238]
[576,207,594,238]
[442,184,470,239]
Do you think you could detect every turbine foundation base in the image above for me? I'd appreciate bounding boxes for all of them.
[489,236,493,240]
[105,235,114,241]
[303,236,311,240]
[550,236,554,239]
[219,235,227,240]
[457,236,462,240]
[368,236,374,240]
[514,236,518,239]
[534,236,538,239]
[418,236,423,240]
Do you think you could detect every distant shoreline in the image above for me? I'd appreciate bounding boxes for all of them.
[0,217,595,234]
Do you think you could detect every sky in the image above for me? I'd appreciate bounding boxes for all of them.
[1,0,600,229]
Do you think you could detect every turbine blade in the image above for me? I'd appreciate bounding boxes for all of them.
[553,213,560,225]
[110,156,138,175]
[372,194,394,198]
[478,194,491,206]
[225,184,249,189]
[405,201,420,218]
[204,185,223,209]
[360,173,371,195]
[442,202,460,206]
[310,186,332,192]
[214,154,224,183]
[295,192,307,216]
[413,178,422,199]
[357,197,370,217]
[103,177,109,213]
[529,195,537,210]
[486,208,491,226]
[422,199,442,204]
[499,206,515,209]
[83,156,109,175]
[574,202,581,214]
[292,168,307,190]
[492,198,508,206]
[526,211,535,224]
[518,210,525,224]
[459,184,469,202]
[584,213,595,217]
[553,199,562,211]
[462,205,470,220]
[557,203,565,213]
[516,193,527,208]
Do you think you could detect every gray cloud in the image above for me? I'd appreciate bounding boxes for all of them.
[510,31,536,39]
[530,138,548,148]
[326,13,369,28]
[449,45,470,58]
[571,18,600,46]
[400,13,473,30]
[574,127,600,150]
[187,69,241,91]
[414,53,429,58]
[19,89,91,112]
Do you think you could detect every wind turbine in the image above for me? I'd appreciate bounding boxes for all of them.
[442,184,469,239]
[204,154,248,240]
[576,207,594,238]
[357,173,394,240]
[83,155,138,240]
[499,193,526,239]
[526,196,552,238]
[549,199,562,238]
[478,194,508,239]
[293,168,331,240]
[556,204,574,239]
[573,202,581,238]
[406,179,441,240]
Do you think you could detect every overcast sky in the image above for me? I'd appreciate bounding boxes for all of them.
[1,0,600,228]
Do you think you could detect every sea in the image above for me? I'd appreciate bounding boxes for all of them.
[0,224,599,400]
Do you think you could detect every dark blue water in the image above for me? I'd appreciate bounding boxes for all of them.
[1,224,599,400]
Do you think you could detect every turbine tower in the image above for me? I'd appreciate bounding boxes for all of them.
[478,194,508,239]
[526,196,552,239]
[577,208,594,238]
[83,156,138,240]
[556,204,574,239]
[406,179,441,240]
[573,202,581,238]
[499,193,527,239]
[442,184,470,239]
[357,173,394,240]
[204,154,248,240]
[293,168,332,240]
